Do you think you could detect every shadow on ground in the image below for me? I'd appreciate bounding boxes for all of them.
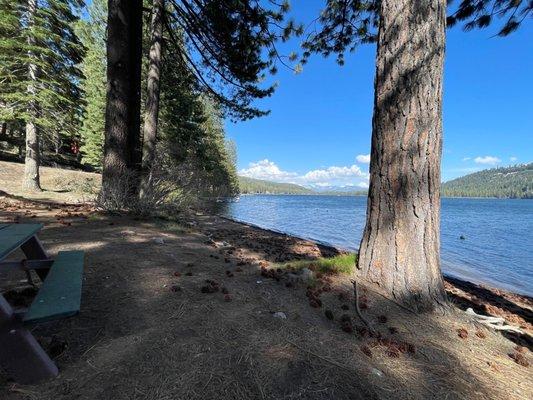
[0,200,530,400]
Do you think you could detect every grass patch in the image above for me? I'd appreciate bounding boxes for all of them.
[278,253,357,275]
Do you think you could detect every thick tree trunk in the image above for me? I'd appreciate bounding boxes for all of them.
[101,0,143,203]
[22,0,41,191]
[140,0,164,199]
[357,0,447,312]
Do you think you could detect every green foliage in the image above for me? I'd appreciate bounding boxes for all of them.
[238,176,312,195]
[277,253,358,275]
[447,0,532,37]
[442,163,533,199]
[0,0,85,148]
[165,0,303,120]
[157,39,239,199]
[71,1,241,201]
[301,1,531,64]
[76,0,106,169]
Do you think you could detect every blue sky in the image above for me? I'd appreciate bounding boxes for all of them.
[226,1,533,188]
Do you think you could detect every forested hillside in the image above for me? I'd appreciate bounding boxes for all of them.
[241,164,533,198]
[442,163,533,199]
[239,176,312,195]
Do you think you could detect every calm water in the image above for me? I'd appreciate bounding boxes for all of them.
[216,195,533,296]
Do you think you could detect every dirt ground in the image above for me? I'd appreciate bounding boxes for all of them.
[0,162,531,399]
[0,160,100,204]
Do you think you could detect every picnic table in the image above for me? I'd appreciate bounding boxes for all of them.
[0,223,84,384]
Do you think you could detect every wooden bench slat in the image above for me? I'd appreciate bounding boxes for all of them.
[23,251,84,324]
[0,224,43,260]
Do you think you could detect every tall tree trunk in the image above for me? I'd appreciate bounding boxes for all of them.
[101,0,143,203]
[140,0,164,199]
[0,122,6,137]
[357,0,446,312]
[22,0,41,191]
[53,131,61,154]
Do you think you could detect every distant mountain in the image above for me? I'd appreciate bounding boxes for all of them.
[311,188,368,196]
[310,184,368,196]
[238,176,312,195]
[238,176,367,196]
[240,163,533,198]
[442,163,533,199]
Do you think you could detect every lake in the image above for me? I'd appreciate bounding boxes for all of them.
[216,195,533,296]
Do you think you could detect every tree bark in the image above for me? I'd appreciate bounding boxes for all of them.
[22,0,41,191]
[101,0,143,202]
[140,0,164,199]
[357,0,447,312]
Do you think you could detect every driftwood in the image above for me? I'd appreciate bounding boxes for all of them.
[465,308,523,334]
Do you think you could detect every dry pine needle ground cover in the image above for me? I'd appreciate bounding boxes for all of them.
[0,162,531,400]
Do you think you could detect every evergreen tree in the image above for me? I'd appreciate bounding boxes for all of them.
[140,0,164,196]
[157,44,239,198]
[302,0,531,311]
[101,0,143,203]
[101,0,301,204]
[76,0,106,169]
[0,0,85,189]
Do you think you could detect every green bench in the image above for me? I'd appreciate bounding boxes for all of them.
[23,250,84,324]
[0,223,84,384]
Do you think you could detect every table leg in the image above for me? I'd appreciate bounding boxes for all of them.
[21,236,50,281]
[0,296,58,384]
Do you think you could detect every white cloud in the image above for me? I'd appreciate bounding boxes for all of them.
[474,156,501,165]
[462,157,471,161]
[239,159,297,181]
[357,182,369,189]
[302,165,366,183]
[510,156,518,162]
[356,154,371,164]
[239,159,369,188]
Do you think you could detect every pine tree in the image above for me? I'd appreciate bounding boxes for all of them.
[77,0,106,169]
[155,43,239,198]
[101,0,143,203]
[0,0,85,189]
[302,0,531,311]
[101,0,302,205]
[140,0,164,197]
[23,0,41,190]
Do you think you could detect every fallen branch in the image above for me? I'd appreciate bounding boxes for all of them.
[465,308,523,334]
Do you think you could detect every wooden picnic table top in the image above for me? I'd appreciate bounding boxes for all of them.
[0,223,44,261]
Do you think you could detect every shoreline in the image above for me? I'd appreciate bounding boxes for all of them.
[217,214,532,299]
[200,212,532,337]
[2,195,532,398]
[238,193,532,200]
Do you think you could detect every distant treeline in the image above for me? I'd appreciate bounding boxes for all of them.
[240,163,533,198]
[238,176,312,195]
[238,176,368,196]
[442,163,533,199]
